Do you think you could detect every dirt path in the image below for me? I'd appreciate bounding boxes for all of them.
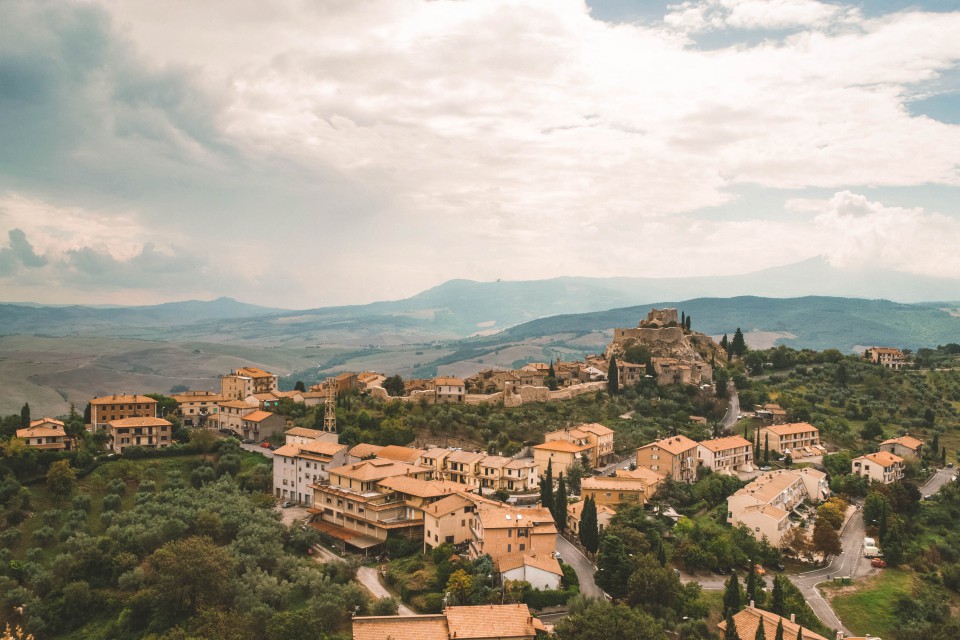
[356,566,416,615]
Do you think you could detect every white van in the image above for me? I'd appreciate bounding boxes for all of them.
[864,537,876,547]
[863,546,882,558]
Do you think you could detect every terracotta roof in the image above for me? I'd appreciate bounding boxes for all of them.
[639,435,699,456]
[419,448,452,460]
[881,435,923,451]
[378,477,471,498]
[498,552,563,576]
[577,423,614,436]
[858,451,904,468]
[90,394,157,405]
[29,417,65,428]
[329,459,427,482]
[741,503,789,521]
[251,392,282,401]
[377,445,426,464]
[434,377,464,386]
[234,367,275,378]
[445,604,543,638]
[582,476,649,492]
[274,440,346,459]
[447,450,486,464]
[285,427,328,438]
[717,606,829,640]
[477,506,555,530]
[735,470,804,503]
[353,615,449,640]
[479,455,512,469]
[763,422,819,436]
[567,500,617,519]
[616,467,666,484]
[242,410,279,423]
[17,425,67,439]
[423,493,475,517]
[219,400,258,410]
[173,392,225,402]
[505,458,537,470]
[698,435,752,452]
[533,440,593,453]
[350,443,383,458]
[108,417,171,428]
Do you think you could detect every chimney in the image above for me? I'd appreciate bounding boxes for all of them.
[750,600,755,609]
[791,614,795,623]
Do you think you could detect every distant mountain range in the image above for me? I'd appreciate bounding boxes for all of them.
[1,258,958,350]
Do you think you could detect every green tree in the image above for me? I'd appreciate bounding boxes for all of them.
[723,572,742,617]
[145,536,235,623]
[656,537,667,567]
[445,569,474,605]
[754,618,766,640]
[721,334,729,353]
[685,314,692,331]
[770,575,785,616]
[724,613,741,640]
[812,516,842,558]
[553,601,665,640]
[383,374,405,397]
[46,459,76,504]
[553,472,567,533]
[293,380,306,392]
[835,363,848,387]
[540,459,554,512]
[595,534,631,600]
[20,402,30,428]
[731,328,747,357]
[608,357,620,395]
[189,428,219,460]
[579,496,599,554]
[715,368,730,399]
[774,619,784,640]
[747,560,757,603]
[764,434,769,464]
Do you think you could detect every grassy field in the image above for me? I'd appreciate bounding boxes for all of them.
[824,569,913,638]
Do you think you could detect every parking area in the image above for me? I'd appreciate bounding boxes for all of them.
[276,503,312,526]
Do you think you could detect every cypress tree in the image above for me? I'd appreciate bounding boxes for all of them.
[942,446,947,465]
[747,561,757,603]
[724,613,741,640]
[795,627,802,640]
[540,459,554,512]
[754,618,766,640]
[580,496,599,553]
[607,357,619,395]
[770,575,785,616]
[553,472,567,533]
[20,402,30,428]
[721,334,729,352]
[932,432,940,460]
[83,402,91,424]
[731,328,747,357]
[723,573,742,617]
[764,434,770,463]
[681,311,686,328]
[657,537,667,567]
[774,619,784,640]
[685,314,691,331]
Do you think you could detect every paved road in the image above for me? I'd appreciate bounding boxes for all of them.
[600,453,636,477]
[240,442,275,458]
[556,536,605,599]
[721,386,740,431]
[921,467,955,497]
[356,566,416,615]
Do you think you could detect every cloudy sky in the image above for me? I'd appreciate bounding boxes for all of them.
[1,0,959,309]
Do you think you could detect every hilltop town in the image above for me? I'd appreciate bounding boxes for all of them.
[1,308,958,640]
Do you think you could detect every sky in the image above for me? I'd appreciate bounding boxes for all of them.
[1,0,959,309]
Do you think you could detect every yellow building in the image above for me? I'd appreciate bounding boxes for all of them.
[17,418,72,451]
[89,394,158,431]
[581,475,652,507]
[107,417,172,454]
[533,440,593,477]
[220,366,278,400]
[173,390,225,427]
[636,435,699,483]
[759,423,822,457]
[852,451,905,484]
[544,423,615,467]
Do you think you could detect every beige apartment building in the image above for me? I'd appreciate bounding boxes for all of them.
[759,422,823,457]
[852,451,905,484]
[107,417,172,454]
[284,427,340,447]
[423,493,483,552]
[239,410,286,442]
[17,418,73,451]
[544,423,615,467]
[468,504,557,561]
[615,467,666,496]
[727,468,829,545]
[173,390,225,427]
[879,435,923,458]
[309,459,434,553]
[581,475,652,507]
[697,435,754,472]
[864,346,906,369]
[532,440,593,477]
[216,399,259,433]
[220,366,278,400]
[567,500,616,537]
[636,434,699,483]
[503,458,539,492]
[446,450,486,486]
[273,440,349,504]
[434,377,466,403]
[89,394,158,431]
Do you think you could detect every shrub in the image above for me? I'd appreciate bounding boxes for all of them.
[523,588,578,610]
[33,526,55,546]
[72,494,91,512]
[102,493,122,512]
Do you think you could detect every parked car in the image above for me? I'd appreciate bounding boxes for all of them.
[260,441,272,449]
[759,466,772,471]
[871,558,887,568]
[754,564,766,576]
[281,500,296,508]
[242,439,254,444]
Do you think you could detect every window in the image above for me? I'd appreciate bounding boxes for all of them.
[519,544,525,551]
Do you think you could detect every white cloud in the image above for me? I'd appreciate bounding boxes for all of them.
[790,191,960,277]
[2,0,959,305]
